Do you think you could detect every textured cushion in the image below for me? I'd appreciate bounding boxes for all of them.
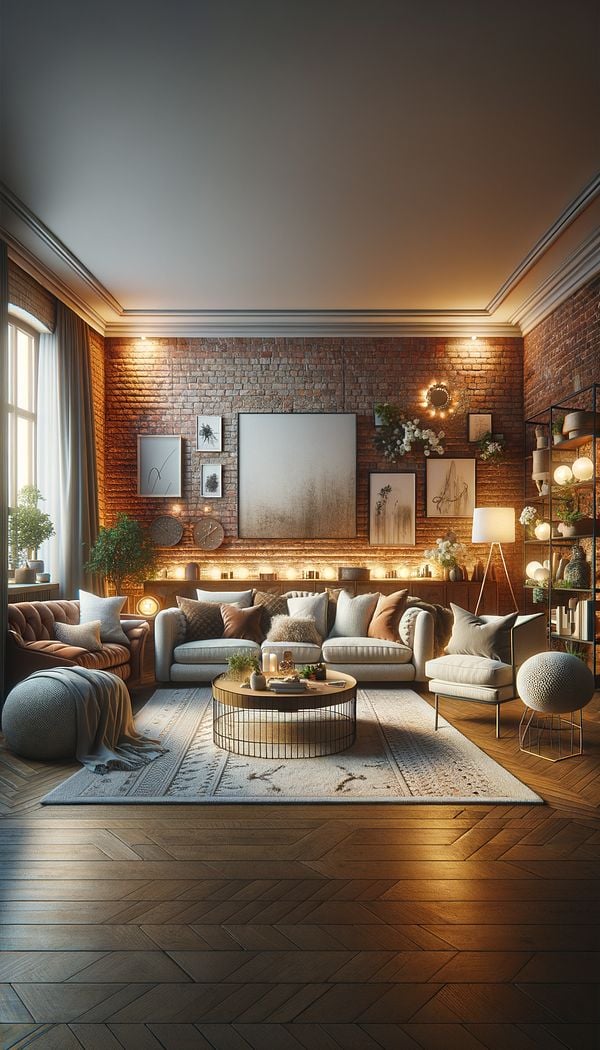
[54,619,103,652]
[253,590,289,634]
[368,589,408,641]
[399,607,422,648]
[266,615,322,644]
[328,590,379,639]
[260,641,323,663]
[173,638,260,664]
[287,593,328,639]
[196,588,253,608]
[446,605,517,663]
[221,603,264,643]
[177,595,224,640]
[79,590,128,645]
[426,653,514,688]
[322,636,413,664]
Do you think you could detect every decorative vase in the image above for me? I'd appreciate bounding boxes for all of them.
[14,566,36,584]
[249,671,267,691]
[563,545,591,589]
[184,562,200,580]
[449,566,462,582]
[27,559,44,574]
[442,567,451,581]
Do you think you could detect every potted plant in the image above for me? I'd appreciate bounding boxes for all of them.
[8,486,55,583]
[85,513,156,596]
[227,651,260,683]
[552,414,565,444]
[423,530,466,580]
[555,495,585,537]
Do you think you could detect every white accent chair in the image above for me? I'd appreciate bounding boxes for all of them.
[425,613,546,737]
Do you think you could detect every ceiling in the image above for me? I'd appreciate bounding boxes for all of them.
[1,0,599,337]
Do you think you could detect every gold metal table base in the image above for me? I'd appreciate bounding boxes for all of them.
[519,708,584,762]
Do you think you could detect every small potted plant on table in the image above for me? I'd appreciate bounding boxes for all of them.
[8,486,55,583]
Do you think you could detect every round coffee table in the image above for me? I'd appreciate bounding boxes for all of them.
[212,670,357,759]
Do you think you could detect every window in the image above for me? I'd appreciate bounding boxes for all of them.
[7,320,38,509]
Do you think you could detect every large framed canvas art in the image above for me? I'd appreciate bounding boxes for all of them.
[369,472,416,546]
[238,413,356,538]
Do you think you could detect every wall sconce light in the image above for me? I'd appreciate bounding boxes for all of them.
[136,595,161,616]
[424,382,452,416]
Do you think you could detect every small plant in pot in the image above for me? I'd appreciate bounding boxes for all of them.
[555,495,584,537]
[85,513,156,597]
[8,486,55,583]
[227,651,260,683]
[552,414,565,444]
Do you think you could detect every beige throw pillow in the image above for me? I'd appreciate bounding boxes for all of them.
[266,615,322,644]
[54,619,103,652]
[79,590,128,645]
[287,593,328,639]
[446,604,517,663]
[328,590,379,638]
[196,588,253,608]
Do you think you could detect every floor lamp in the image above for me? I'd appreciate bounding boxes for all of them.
[472,507,518,615]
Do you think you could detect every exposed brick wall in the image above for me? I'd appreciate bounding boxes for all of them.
[104,335,524,611]
[7,262,56,331]
[523,275,600,418]
[88,330,106,525]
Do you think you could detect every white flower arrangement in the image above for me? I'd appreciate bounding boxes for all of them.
[519,505,540,528]
[424,530,466,570]
[478,431,506,464]
[374,403,445,462]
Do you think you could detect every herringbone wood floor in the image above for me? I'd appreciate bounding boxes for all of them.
[0,686,599,1050]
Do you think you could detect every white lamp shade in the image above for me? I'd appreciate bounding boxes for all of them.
[472,507,515,544]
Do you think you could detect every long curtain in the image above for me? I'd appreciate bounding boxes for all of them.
[37,302,99,598]
[0,242,8,700]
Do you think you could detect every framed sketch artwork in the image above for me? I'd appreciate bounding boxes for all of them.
[468,413,492,442]
[137,435,182,497]
[369,473,416,546]
[426,458,476,517]
[201,463,222,498]
[238,413,356,538]
[196,415,222,452]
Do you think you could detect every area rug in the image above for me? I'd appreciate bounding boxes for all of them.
[42,687,541,805]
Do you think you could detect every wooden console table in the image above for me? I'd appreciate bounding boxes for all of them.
[144,578,499,615]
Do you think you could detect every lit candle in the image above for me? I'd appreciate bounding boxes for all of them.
[262,651,271,673]
[269,652,278,673]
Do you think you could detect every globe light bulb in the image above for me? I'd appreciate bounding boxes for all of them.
[553,464,573,486]
[533,566,550,583]
[526,561,543,579]
[534,521,551,541]
[572,456,594,482]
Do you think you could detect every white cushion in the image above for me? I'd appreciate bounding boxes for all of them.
[322,636,413,665]
[399,607,421,647]
[79,590,128,645]
[287,592,328,639]
[260,641,322,663]
[328,590,379,638]
[426,654,513,688]
[196,588,253,608]
[174,638,260,664]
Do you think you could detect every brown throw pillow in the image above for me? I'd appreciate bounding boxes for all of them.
[446,604,517,663]
[177,596,224,641]
[368,589,408,642]
[253,590,289,634]
[221,603,264,643]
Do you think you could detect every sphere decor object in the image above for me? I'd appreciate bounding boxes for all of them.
[2,676,78,759]
[517,652,594,715]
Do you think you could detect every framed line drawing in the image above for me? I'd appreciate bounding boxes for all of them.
[238,412,356,538]
[201,462,222,498]
[426,457,476,517]
[137,435,182,497]
[468,413,492,442]
[196,415,222,452]
[369,472,416,546]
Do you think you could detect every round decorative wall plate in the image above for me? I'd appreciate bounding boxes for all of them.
[193,517,225,550]
[149,514,184,547]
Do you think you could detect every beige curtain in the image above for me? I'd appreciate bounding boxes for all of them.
[37,302,99,598]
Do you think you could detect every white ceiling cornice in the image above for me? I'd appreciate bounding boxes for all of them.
[1,177,599,340]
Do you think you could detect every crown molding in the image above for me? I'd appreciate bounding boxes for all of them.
[511,227,600,335]
[487,172,600,313]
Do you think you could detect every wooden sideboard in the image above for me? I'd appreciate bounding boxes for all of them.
[143,577,499,614]
[8,582,60,604]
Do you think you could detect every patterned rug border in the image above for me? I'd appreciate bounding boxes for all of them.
[42,686,543,806]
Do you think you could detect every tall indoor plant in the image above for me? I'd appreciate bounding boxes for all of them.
[85,513,156,596]
[8,485,56,583]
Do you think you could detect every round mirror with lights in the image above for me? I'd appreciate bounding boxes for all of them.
[425,383,452,412]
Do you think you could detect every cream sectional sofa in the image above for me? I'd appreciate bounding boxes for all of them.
[154,588,435,685]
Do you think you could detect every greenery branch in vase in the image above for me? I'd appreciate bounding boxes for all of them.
[85,513,156,596]
[373,403,445,462]
[424,530,466,580]
[8,485,55,581]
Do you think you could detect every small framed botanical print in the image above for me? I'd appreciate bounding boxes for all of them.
[369,472,416,545]
[201,462,222,498]
[196,415,222,452]
[468,413,492,442]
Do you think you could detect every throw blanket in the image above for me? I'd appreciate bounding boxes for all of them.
[31,667,167,774]
[406,596,453,655]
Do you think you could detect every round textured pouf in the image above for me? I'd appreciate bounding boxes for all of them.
[2,674,78,760]
[517,651,595,714]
